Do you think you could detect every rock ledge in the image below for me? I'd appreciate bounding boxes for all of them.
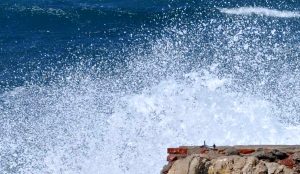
[161,145,300,174]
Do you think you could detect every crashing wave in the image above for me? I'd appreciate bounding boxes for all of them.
[219,7,300,18]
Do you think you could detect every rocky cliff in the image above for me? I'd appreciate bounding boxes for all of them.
[161,145,300,174]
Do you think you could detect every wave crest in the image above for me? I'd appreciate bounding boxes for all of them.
[219,7,300,18]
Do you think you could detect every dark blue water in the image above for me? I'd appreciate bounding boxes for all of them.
[1,1,300,173]
[1,0,299,88]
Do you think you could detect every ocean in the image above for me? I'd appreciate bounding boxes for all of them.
[1,0,300,173]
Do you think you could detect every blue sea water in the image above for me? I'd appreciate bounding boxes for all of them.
[1,0,300,173]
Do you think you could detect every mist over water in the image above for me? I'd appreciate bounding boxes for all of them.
[1,1,300,173]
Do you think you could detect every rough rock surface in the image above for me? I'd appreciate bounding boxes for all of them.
[161,145,300,174]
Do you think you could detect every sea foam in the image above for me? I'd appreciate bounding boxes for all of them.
[219,7,300,18]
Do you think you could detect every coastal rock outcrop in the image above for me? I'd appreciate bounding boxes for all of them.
[161,145,300,174]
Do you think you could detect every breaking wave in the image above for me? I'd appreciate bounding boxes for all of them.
[219,7,300,18]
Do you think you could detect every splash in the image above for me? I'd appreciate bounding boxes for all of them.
[2,70,298,174]
[219,7,300,18]
[92,71,300,173]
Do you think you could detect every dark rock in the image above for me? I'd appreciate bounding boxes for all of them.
[254,149,287,162]
[161,162,173,174]
[224,147,239,155]
[197,158,211,174]
[271,149,288,160]
[255,151,276,162]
